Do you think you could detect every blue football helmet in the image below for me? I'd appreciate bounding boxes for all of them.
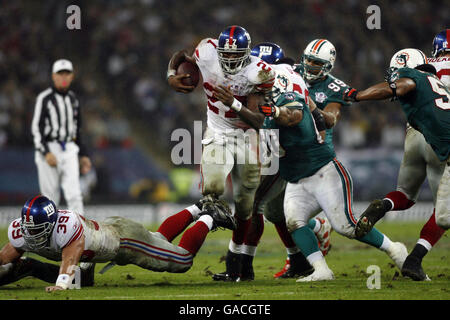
[217,25,251,74]
[251,42,284,64]
[20,195,58,249]
[432,29,450,57]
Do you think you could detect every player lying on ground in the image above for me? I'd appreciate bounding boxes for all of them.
[214,83,408,281]
[0,195,235,291]
[343,45,450,281]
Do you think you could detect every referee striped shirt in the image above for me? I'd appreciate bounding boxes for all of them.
[31,86,87,156]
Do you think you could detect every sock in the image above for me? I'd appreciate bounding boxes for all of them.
[231,216,252,245]
[286,246,300,255]
[241,244,257,256]
[156,206,198,242]
[307,218,321,233]
[409,243,429,261]
[275,221,296,248]
[384,191,415,211]
[358,228,386,249]
[178,215,212,255]
[243,214,264,247]
[240,254,254,276]
[418,211,445,247]
[291,226,321,257]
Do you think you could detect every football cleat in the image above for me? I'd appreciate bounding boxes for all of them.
[212,251,241,282]
[314,217,332,256]
[279,252,314,279]
[296,266,334,282]
[212,272,241,282]
[386,242,408,270]
[401,255,431,281]
[273,257,291,278]
[355,199,388,238]
[201,199,236,231]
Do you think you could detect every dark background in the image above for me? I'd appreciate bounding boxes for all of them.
[0,0,447,205]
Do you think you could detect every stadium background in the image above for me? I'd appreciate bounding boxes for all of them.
[0,0,447,223]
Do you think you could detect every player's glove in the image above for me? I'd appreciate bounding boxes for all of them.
[343,88,359,102]
[259,103,279,118]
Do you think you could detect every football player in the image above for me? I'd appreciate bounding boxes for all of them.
[347,37,450,281]
[236,42,334,281]
[0,195,235,291]
[216,69,408,283]
[167,26,276,282]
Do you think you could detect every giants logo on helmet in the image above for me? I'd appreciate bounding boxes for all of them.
[259,46,273,56]
[43,204,55,216]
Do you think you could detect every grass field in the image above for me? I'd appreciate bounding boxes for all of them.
[0,221,448,301]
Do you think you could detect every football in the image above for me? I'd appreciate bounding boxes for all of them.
[176,61,200,87]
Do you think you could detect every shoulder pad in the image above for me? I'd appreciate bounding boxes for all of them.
[194,38,218,63]
[54,211,84,248]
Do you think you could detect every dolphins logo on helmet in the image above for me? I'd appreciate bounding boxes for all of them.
[20,195,58,249]
[389,48,428,70]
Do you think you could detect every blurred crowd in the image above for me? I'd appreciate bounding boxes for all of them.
[0,0,447,202]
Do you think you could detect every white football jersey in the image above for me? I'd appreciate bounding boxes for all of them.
[194,38,276,133]
[8,210,120,262]
[428,56,450,88]
[270,63,309,105]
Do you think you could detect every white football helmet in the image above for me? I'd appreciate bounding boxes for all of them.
[389,48,428,70]
[300,39,336,82]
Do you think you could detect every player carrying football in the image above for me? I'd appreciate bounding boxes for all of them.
[166,26,276,282]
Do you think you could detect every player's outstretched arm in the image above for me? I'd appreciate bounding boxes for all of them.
[167,50,197,93]
[259,102,303,127]
[344,78,416,102]
[45,236,85,292]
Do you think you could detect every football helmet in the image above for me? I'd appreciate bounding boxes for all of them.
[431,29,450,57]
[217,25,251,74]
[389,48,428,70]
[299,39,336,82]
[251,42,284,64]
[20,195,58,249]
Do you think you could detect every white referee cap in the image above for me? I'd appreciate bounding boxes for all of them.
[52,59,73,73]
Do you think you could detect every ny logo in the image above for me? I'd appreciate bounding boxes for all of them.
[260,46,273,55]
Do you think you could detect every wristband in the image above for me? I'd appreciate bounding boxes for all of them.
[230,98,242,112]
[166,69,176,80]
[311,108,327,131]
[56,273,73,290]
[273,106,280,118]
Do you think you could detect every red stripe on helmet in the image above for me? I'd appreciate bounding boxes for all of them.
[229,26,236,45]
[26,195,42,222]
[447,29,450,49]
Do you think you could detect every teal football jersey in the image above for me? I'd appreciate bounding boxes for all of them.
[299,72,351,147]
[263,92,335,182]
[396,68,450,161]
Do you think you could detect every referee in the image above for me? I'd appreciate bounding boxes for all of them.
[31,59,92,214]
